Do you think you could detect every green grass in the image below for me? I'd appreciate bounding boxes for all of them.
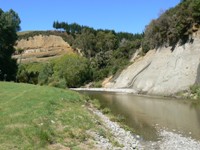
[0,82,96,149]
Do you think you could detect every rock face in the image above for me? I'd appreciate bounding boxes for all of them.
[106,31,200,96]
[14,35,74,63]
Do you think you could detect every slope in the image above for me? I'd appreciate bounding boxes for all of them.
[0,82,95,149]
[14,31,74,63]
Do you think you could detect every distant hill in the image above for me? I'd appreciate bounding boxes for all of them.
[14,31,74,63]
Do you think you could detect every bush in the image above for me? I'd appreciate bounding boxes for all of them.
[190,84,199,94]
[92,81,102,88]
[17,54,92,88]
[190,84,200,99]
[53,54,91,88]
[17,64,40,84]
[102,107,111,114]
[48,78,66,89]
[38,63,54,85]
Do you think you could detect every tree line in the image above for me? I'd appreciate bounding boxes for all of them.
[142,0,200,52]
[2,0,199,87]
[52,21,143,82]
[17,24,143,87]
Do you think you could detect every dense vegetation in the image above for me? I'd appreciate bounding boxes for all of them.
[17,54,91,88]
[190,85,200,99]
[142,0,200,52]
[0,82,98,149]
[4,0,200,89]
[17,24,143,87]
[53,22,143,71]
[0,9,20,81]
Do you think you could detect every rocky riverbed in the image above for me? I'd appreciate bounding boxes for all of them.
[74,88,200,149]
[88,107,142,150]
[88,106,200,150]
[158,129,200,150]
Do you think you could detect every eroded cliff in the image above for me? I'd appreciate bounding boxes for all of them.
[14,35,74,63]
[105,31,200,96]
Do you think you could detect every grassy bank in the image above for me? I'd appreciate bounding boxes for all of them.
[0,82,97,149]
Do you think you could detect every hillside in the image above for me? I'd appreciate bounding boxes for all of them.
[142,0,200,52]
[0,82,147,150]
[14,29,143,88]
[105,0,200,96]
[105,30,200,95]
[0,82,98,149]
[13,0,200,95]
[14,32,74,63]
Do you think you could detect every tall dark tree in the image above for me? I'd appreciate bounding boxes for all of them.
[0,9,21,81]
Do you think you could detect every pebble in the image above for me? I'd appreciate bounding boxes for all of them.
[159,130,200,150]
[51,120,55,124]
[88,107,142,150]
[88,107,200,150]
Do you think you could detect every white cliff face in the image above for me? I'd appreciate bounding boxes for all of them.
[107,31,200,96]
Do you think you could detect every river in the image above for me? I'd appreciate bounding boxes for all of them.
[80,91,200,141]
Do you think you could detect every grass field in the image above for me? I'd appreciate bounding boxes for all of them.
[0,82,96,150]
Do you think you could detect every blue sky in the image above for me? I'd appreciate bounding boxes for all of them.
[1,0,180,33]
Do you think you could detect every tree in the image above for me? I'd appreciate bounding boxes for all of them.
[53,54,90,87]
[38,63,54,85]
[0,9,21,81]
[72,28,96,58]
[190,0,200,23]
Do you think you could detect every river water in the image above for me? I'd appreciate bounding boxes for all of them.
[81,91,200,141]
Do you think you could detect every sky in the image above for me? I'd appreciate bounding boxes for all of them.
[0,0,180,34]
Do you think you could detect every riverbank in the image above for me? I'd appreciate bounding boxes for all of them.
[88,101,200,150]
[0,82,100,149]
[158,129,200,150]
[87,105,142,149]
[72,87,200,101]
[74,87,200,150]
[71,87,179,101]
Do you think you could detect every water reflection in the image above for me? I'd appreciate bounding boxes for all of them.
[81,91,200,141]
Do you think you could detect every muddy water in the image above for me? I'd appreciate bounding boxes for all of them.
[81,91,200,141]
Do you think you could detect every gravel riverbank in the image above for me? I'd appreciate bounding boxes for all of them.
[89,106,200,150]
[75,88,200,149]
[88,107,142,150]
[158,130,200,150]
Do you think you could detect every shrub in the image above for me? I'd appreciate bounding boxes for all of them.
[53,54,91,88]
[102,107,111,114]
[190,84,200,99]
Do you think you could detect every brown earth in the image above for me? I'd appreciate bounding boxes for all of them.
[13,34,74,63]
